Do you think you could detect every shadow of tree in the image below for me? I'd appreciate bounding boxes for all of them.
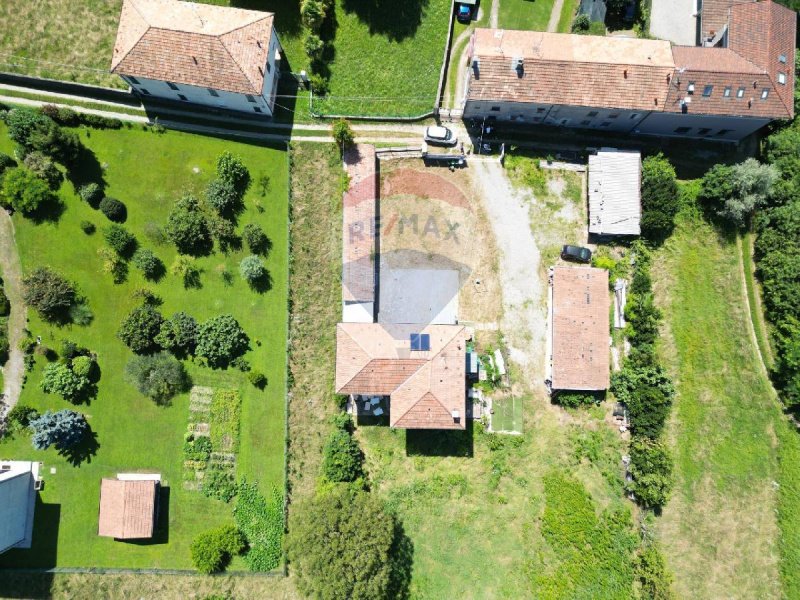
[232,0,303,37]
[388,519,414,600]
[405,420,473,457]
[65,145,106,192]
[59,426,99,467]
[248,269,273,294]
[341,0,430,41]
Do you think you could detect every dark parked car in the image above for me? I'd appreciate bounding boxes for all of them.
[561,245,592,263]
[457,0,477,22]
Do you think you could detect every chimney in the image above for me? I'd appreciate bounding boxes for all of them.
[192,56,198,65]
[623,69,628,79]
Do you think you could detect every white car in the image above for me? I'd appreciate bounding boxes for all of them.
[423,125,458,146]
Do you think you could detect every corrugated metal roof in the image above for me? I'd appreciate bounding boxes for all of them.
[588,149,641,236]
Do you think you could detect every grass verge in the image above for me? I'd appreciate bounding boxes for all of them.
[498,0,555,30]
[740,231,774,371]
[557,0,581,32]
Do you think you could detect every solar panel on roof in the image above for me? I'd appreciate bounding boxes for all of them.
[410,333,430,351]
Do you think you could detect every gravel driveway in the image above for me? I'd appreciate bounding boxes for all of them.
[470,159,547,387]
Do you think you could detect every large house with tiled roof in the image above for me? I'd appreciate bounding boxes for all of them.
[110,0,282,116]
[463,0,795,141]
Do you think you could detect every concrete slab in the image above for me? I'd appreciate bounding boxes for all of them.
[650,0,698,46]
[378,269,459,325]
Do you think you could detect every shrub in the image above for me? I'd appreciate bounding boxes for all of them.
[641,154,679,242]
[29,409,88,451]
[165,195,212,255]
[626,385,672,439]
[248,370,267,389]
[207,213,240,252]
[155,311,198,356]
[625,292,662,347]
[635,544,675,600]
[22,267,76,321]
[99,196,127,222]
[627,437,674,508]
[234,480,284,571]
[5,107,81,165]
[117,304,164,354]
[301,0,326,29]
[239,255,266,284]
[39,362,92,402]
[716,159,778,227]
[332,118,355,150]
[202,465,238,502]
[131,248,163,280]
[171,255,201,288]
[321,427,364,483]
[309,73,329,96]
[7,404,39,431]
[304,33,325,61]
[216,152,250,196]
[0,283,9,316]
[196,314,249,368]
[125,351,189,405]
[554,391,601,408]
[206,178,240,215]
[571,13,591,33]
[242,223,270,255]
[80,220,96,234]
[1,167,56,214]
[78,182,103,207]
[0,152,16,174]
[190,524,246,574]
[97,247,128,284]
[71,355,94,378]
[287,486,398,599]
[23,151,63,190]
[104,224,137,257]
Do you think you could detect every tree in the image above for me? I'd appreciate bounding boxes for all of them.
[78,182,103,207]
[287,486,399,600]
[171,255,201,288]
[104,224,137,257]
[206,178,240,215]
[626,385,672,439]
[155,311,198,356]
[698,163,735,211]
[190,524,246,574]
[716,159,778,227]
[23,151,63,190]
[571,13,591,33]
[5,107,81,165]
[1,167,56,214]
[165,195,212,255]
[304,33,325,61]
[301,0,327,30]
[195,314,249,368]
[131,248,163,280]
[0,153,16,175]
[22,267,76,321]
[321,428,364,483]
[635,544,675,600]
[216,152,250,196]
[641,154,679,242]
[117,304,164,354]
[99,196,127,222]
[627,437,674,508]
[239,255,266,284]
[29,409,88,451]
[6,404,39,432]
[242,223,270,255]
[39,362,92,402]
[332,119,355,151]
[125,352,190,405]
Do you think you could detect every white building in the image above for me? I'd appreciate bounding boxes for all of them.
[588,149,641,237]
[0,461,41,554]
[111,0,283,117]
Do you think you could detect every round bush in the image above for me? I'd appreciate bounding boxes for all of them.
[23,151,63,190]
[71,355,94,378]
[190,525,245,574]
[39,362,91,402]
[132,248,162,280]
[1,168,56,215]
[99,196,127,222]
[80,220,96,235]
[195,314,249,368]
[205,178,239,214]
[248,370,267,389]
[242,223,270,255]
[239,255,266,284]
[0,152,17,175]
[78,183,103,207]
[125,352,189,405]
[104,224,137,257]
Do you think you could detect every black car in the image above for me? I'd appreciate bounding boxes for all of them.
[561,245,592,263]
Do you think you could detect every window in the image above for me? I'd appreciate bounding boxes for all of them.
[246,94,257,103]
[127,76,140,85]
[208,88,219,97]
[536,107,546,113]
[778,72,787,85]
[698,128,711,135]
[600,122,611,127]
[723,86,732,97]
[674,126,691,134]
[167,81,179,91]
[253,106,263,113]
[580,120,591,126]
[490,106,500,112]
[716,129,732,136]
[587,111,598,117]
[761,88,770,99]
[702,85,713,97]
[178,94,188,101]
[266,62,271,73]
[687,82,695,94]
[630,113,640,120]
[140,88,151,95]
[608,113,619,119]
[736,87,745,98]
[779,54,787,63]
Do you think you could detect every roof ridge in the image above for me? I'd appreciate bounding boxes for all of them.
[389,363,434,424]
[476,54,673,70]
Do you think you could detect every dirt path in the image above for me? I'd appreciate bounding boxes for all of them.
[547,0,566,31]
[0,210,27,415]
[490,0,500,28]
[469,159,546,387]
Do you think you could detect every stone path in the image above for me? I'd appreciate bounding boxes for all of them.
[547,0,566,32]
[0,209,27,415]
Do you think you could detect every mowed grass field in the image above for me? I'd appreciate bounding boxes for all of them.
[498,0,555,31]
[653,210,800,599]
[0,122,288,570]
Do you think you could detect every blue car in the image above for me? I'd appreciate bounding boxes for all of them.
[457,1,475,22]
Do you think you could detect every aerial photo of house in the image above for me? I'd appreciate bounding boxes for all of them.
[0,0,799,598]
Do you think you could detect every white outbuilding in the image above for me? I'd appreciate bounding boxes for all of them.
[588,149,641,237]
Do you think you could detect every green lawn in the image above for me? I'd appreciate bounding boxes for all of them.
[498,0,555,31]
[0,123,288,569]
[654,211,799,599]
[556,0,580,32]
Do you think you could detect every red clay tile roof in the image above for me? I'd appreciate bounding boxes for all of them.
[111,0,275,95]
[701,0,753,39]
[551,267,610,391]
[336,323,467,429]
[98,479,157,539]
[467,29,675,111]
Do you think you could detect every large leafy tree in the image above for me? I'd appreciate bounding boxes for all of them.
[627,437,674,508]
[22,267,76,321]
[29,409,88,451]
[640,154,679,242]
[1,167,56,214]
[5,107,81,165]
[321,416,364,483]
[117,304,164,354]
[216,151,250,196]
[125,352,190,405]
[155,311,198,356]
[195,314,249,368]
[40,362,92,403]
[165,195,212,255]
[287,486,400,600]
